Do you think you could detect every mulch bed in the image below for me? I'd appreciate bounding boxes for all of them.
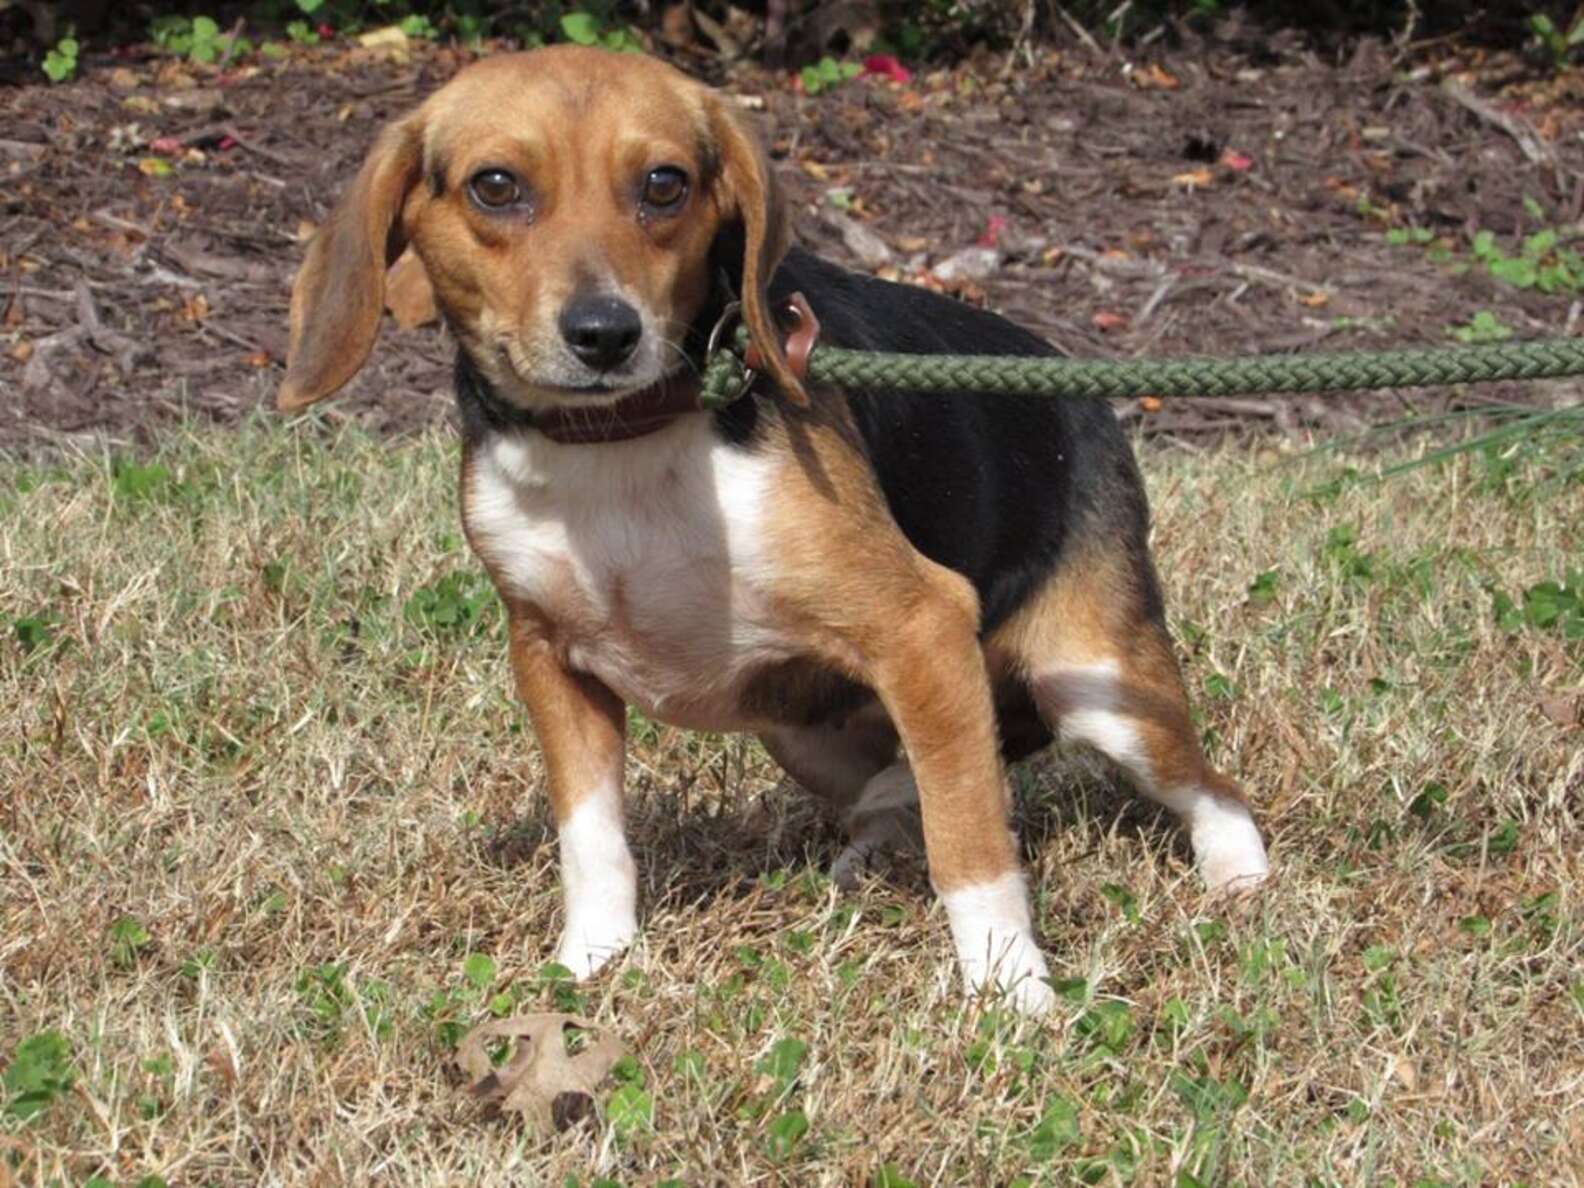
[3,25,1583,454]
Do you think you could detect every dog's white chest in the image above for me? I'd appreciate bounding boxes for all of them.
[464,419,793,727]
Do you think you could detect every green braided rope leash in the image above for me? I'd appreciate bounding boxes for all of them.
[698,319,1584,411]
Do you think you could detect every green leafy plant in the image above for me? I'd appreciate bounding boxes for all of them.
[403,570,498,638]
[1492,573,1584,639]
[6,611,60,655]
[1246,568,1280,605]
[1447,310,1513,344]
[149,13,250,62]
[3,1031,75,1122]
[606,1054,653,1140]
[1026,1095,1081,1161]
[295,962,395,1044]
[1099,881,1141,924]
[1388,217,1583,293]
[109,915,152,967]
[424,954,549,1050]
[757,1036,808,1093]
[1529,10,1584,69]
[1384,226,1435,247]
[400,13,439,39]
[799,56,862,95]
[149,15,228,63]
[43,36,79,83]
[111,460,172,502]
[765,1108,810,1161]
[559,10,643,52]
[1471,227,1583,293]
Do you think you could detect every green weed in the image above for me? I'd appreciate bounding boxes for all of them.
[149,15,244,64]
[3,1031,75,1123]
[43,35,79,82]
[109,915,152,967]
[558,10,643,52]
[1447,310,1513,343]
[1492,574,1584,639]
[799,56,862,95]
[1528,10,1584,69]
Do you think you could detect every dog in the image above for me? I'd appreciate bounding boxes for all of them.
[278,46,1269,1013]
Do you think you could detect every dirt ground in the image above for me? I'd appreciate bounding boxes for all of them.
[2,24,1583,452]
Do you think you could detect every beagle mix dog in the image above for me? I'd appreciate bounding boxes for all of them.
[279,46,1268,1013]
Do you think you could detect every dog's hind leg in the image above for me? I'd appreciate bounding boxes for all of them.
[996,550,1269,891]
[760,717,923,888]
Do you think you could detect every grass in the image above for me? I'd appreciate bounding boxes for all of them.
[2,418,1581,1187]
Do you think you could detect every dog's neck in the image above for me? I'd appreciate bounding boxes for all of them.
[523,373,707,444]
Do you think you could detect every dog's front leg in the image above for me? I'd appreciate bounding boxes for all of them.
[865,570,1056,1015]
[507,609,636,978]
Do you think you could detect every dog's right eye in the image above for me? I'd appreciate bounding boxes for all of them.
[469,169,523,209]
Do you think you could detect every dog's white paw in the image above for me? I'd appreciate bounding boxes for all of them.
[1190,795,1270,892]
[554,792,638,978]
[958,933,1056,1015]
[942,871,1055,1015]
[555,912,637,979]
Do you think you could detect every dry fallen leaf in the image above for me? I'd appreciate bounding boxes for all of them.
[357,25,410,50]
[1538,692,1581,729]
[1392,1056,1418,1092]
[181,293,211,323]
[1171,167,1216,187]
[456,1014,625,1135]
[1132,63,1180,90]
[204,1045,237,1089]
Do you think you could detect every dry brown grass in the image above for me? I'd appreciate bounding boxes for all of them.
[3,420,1581,1187]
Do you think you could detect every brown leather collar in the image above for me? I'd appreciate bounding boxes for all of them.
[529,373,705,445]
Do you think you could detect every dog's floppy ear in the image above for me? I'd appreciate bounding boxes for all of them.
[705,96,808,406]
[278,117,423,411]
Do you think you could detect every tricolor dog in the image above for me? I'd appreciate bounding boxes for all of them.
[279,46,1268,1013]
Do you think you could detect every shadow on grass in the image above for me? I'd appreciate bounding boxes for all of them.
[470,745,1190,909]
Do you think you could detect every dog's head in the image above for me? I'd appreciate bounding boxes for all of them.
[278,46,803,412]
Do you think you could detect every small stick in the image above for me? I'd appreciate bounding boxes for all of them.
[218,17,248,70]
[1442,80,1553,169]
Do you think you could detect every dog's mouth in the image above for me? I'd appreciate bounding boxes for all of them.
[487,339,696,411]
[533,376,670,404]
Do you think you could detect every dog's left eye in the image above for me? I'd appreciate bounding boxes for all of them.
[641,166,689,211]
[469,168,523,209]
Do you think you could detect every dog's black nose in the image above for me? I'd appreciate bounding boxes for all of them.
[559,296,643,370]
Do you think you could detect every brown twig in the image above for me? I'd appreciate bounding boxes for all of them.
[1442,80,1554,170]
